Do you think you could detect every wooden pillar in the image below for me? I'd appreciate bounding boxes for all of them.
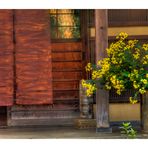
[95,9,111,133]
[142,92,148,133]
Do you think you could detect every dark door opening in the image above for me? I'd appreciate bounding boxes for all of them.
[0,107,7,126]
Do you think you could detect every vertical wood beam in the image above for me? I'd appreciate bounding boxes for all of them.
[95,9,111,132]
[81,10,89,80]
[142,92,148,133]
[142,63,148,132]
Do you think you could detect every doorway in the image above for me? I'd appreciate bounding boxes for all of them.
[50,9,87,112]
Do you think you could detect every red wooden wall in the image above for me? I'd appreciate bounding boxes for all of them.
[0,10,14,106]
[14,10,53,105]
[0,10,83,108]
[52,42,83,102]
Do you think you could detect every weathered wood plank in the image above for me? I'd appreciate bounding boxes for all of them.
[0,10,14,106]
[52,42,82,52]
[53,71,82,80]
[142,92,148,133]
[95,10,111,132]
[15,10,53,105]
[52,62,82,70]
[53,81,79,89]
[52,52,82,61]
[53,90,79,99]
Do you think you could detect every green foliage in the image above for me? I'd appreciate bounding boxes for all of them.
[120,122,137,139]
[82,32,148,103]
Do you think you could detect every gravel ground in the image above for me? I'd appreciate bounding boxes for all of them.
[0,126,148,139]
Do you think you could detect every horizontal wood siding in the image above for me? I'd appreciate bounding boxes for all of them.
[53,90,79,101]
[52,52,82,61]
[53,71,82,79]
[15,10,53,105]
[52,42,82,52]
[108,9,148,27]
[52,42,83,107]
[88,10,148,27]
[52,62,82,70]
[0,10,14,106]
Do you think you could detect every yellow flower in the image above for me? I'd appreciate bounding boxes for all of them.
[105,82,111,90]
[81,80,96,97]
[142,44,148,51]
[131,69,139,78]
[85,84,96,97]
[85,63,92,72]
[146,74,148,78]
[133,51,140,59]
[143,60,147,65]
[92,70,104,79]
[142,55,148,65]
[92,70,97,80]
[128,40,138,48]
[141,79,148,85]
[110,75,117,85]
[97,60,101,66]
[96,58,110,78]
[111,57,118,64]
[135,48,140,52]
[116,32,128,40]
[139,88,146,94]
[117,90,121,95]
[110,75,125,95]
[133,69,138,74]
[133,81,140,89]
[81,79,87,87]
[107,39,126,57]
[129,97,138,104]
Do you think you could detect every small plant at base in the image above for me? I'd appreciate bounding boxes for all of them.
[120,122,137,139]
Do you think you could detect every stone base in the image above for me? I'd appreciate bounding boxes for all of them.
[7,106,79,127]
[96,127,112,133]
[74,118,96,129]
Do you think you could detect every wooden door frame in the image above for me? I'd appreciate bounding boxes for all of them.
[80,10,90,80]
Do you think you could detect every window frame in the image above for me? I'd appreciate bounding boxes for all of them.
[49,10,82,42]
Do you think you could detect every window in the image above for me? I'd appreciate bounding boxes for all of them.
[49,9,81,39]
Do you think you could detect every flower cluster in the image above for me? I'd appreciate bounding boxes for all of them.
[129,97,138,104]
[85,63,92,72]
[82,32,148,103]
[81,79,96,97]
[109,75,125,95]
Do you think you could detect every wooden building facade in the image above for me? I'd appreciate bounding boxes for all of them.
[0,9,148,132]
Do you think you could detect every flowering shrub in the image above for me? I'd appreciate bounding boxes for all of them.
[82,32,148,104]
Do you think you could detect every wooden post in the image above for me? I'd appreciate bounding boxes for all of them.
[95,9,111,133]
[142,92,148,133]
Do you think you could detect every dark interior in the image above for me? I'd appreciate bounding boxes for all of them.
[0,107,7,126]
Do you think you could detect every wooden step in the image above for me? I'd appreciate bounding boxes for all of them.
[74,118,96,129]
